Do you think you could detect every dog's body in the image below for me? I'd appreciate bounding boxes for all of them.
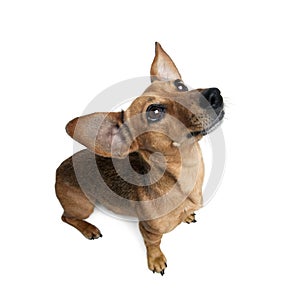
[55,43,224,275]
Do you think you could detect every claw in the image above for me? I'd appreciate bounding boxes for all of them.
[192,219,197,223]
[160,270,164,276]
[165,262,167,268]
[153,270,155,274]
[192,213,196,216]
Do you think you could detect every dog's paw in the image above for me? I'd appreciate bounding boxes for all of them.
[82,224,102,240]
[147,247,167,276]
[150,255,167,276]
[185,213,197,224]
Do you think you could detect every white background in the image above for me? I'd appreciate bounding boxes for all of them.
[1,0,299,295]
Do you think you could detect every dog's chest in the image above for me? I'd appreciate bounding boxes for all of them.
[144,145,204,233]
[176,143,203,194]
[177,162,201,195]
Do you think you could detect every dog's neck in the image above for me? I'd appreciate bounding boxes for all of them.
[137,141,202,183]
[139,141,200,164]
[131,141,203,211]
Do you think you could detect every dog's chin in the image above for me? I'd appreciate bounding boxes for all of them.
[188,110,224,138]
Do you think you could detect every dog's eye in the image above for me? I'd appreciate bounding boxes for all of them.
[146,104,166,122]
[174,79,188,92]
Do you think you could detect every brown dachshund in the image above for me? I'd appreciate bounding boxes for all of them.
[55,42,224,275]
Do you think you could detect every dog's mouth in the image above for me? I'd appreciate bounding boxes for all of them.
[188,110,224,138]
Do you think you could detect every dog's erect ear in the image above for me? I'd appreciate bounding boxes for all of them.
[150,42,182,82]
[66,112,138,158]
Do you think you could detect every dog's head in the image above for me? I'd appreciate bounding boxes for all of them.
[66,42,224,158]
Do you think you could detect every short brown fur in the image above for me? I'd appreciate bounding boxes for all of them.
[55,42,224,275]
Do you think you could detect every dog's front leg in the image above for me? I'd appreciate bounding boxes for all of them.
[139,222,167,275]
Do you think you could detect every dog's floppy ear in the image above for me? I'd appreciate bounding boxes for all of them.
[66,112,138,158]
[150,42,182,82]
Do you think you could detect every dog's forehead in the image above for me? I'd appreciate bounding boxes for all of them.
[128,95,168,111]
[143,80,174,94]
[126,82,175,113]
[126,81,201,115]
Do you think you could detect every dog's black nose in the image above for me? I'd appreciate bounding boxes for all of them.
[200,88,223,110]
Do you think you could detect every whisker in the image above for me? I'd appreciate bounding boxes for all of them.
[223,97,235,108]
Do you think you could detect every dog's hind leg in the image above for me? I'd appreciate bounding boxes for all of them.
[58,190,102,239]
[55,165,102,239]
[184,212,197,224]
[59,192,102,239]
[61,215,102,240]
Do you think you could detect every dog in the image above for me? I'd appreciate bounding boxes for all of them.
[55,42,224,275]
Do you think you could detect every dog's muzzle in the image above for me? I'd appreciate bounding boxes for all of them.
[200,88,224,114]
[189,88,224,137]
